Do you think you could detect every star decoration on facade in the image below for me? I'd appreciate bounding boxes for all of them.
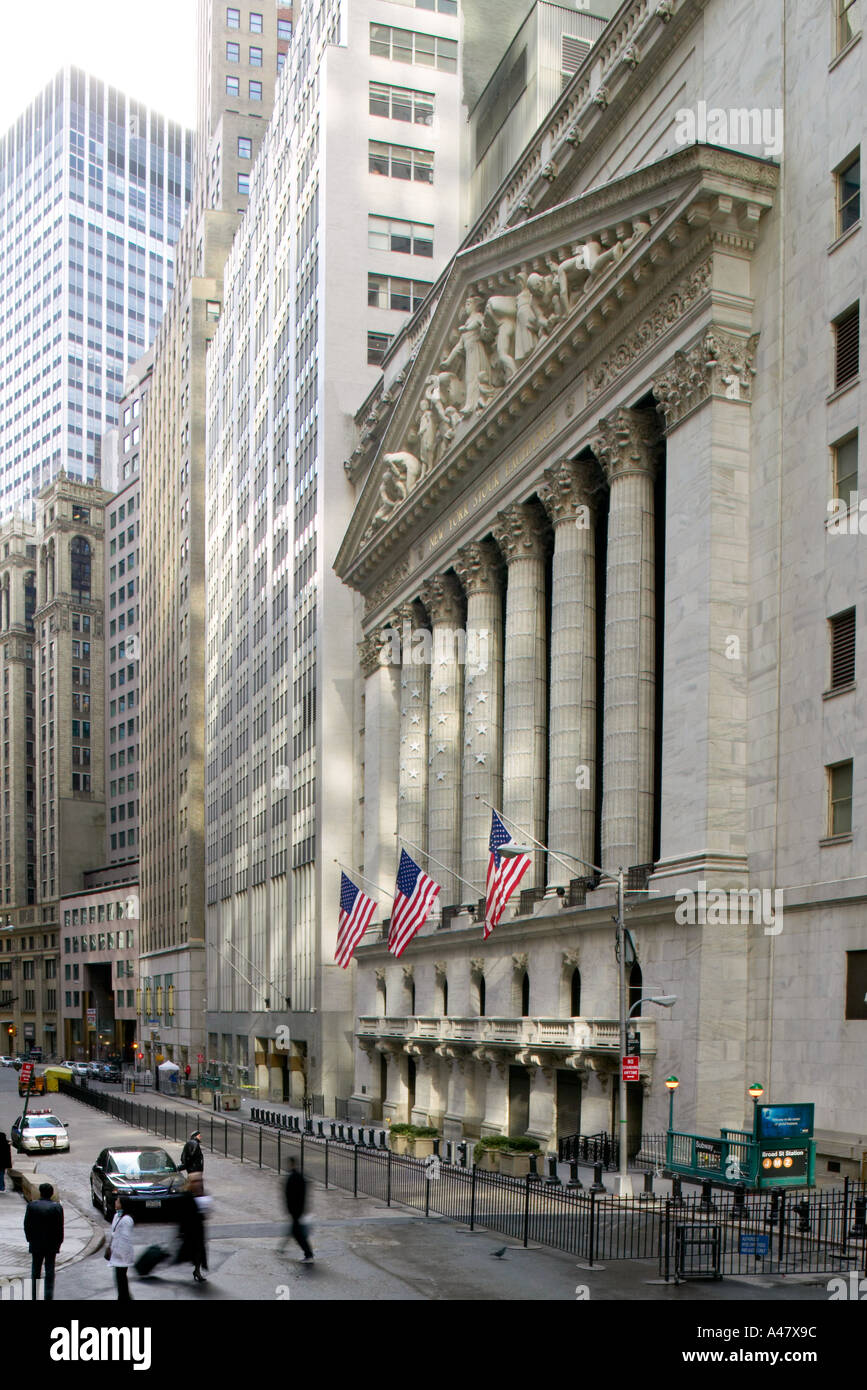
[476,691,488,704]
[477,664,488,676]
[436,770,446,781]
[437,713,447,724]
[437,684,448,696]
[401,678,408,689]
[436,743,446,755]
[410,688,421,700]
[438,657,449,668]
[410,713,421,725]
[465,735,473,747]
[408,769,418,780]
[400,707,407,718]
[477,724,487,737]
[409,741,420,753]
[466,670,475,685]
[399,791,407,801]
[475,753,487,765]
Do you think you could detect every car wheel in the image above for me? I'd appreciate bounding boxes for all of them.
[91,1187,100,1210]
[103,1194,114,1222]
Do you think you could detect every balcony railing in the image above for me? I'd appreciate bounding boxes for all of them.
[357,1015,656,1052]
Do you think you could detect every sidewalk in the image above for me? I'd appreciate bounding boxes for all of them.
[0,1185,102,1278]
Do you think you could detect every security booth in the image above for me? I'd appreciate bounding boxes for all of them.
[666,1103,816,1189]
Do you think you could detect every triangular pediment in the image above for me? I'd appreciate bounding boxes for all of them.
[335,144,777,591]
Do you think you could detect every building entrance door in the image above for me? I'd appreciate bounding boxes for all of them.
[508,1065,530,1136]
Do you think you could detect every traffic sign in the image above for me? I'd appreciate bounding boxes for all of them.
[86,1008,97,1027]
[20,1062,33,1085]
[196,1053,204,1063]
[622,1055,640,1082]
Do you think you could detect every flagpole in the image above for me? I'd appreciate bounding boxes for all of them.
[395,834,485,902]
[473,794,589,884]
[333,858,396,902]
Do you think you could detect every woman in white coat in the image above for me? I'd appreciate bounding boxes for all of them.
[107,1196,135,1301]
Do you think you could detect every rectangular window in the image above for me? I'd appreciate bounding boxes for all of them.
[833,432,858,504]
[250,11,263,32]
[834,304,859,388]
[238,172,250,195]
[828,759,853,835]
[227,6,240,27]
[238,136,253,159]
[837,152,860,235]
[226,75,240,96]
[837,0,860,53]
[369,140,434,183]
[368,272,432,312]
[845,949,867,1019]
[249,80,263,100]
[369,81,434,125]
[278,18,292,38]
[830,609,856,688]
[367,331,393,365]
[369,24,457,72]
[249,46,263,65]
[416,0,458,11]
[368,214,434,257]
[226,41,240,61]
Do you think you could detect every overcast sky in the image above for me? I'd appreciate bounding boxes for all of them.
[0,0,198,135]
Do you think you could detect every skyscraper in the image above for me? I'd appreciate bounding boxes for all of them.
[138,2,291,1073]
[0,69,194,517]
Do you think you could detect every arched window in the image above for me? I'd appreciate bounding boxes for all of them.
[408,979,416,1014]
[629,961,643,1014]
[520,971,530,1018]
[377,977,387,1016]
[70,536,91,600]
[442,978,448,1015]
[570,968,581,1017]
[478,975,485,1017]
[24,571,36,631]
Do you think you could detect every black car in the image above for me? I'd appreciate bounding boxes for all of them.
[100,1064,122,1083]
[90,1146,186,1221]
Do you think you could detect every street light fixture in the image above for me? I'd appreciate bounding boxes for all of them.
[748,1081,764,1138]
[665,1074,680,1132]
[499,837,660,1197]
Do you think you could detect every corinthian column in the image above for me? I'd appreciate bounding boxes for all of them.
[360,628,402,909]
[394,601,429,861]
[538,459,598,882]
[454,540,503,894]
[420,573,464,905]
[590,408,658,872]
[492,502,548,891]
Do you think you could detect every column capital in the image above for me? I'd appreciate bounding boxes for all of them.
[492,501,546,563]
[538,458,600,525]
[590,407,659,485]
[359,631,393,678]
[420,571,463,626]
[454,539,501,596]
[652,327,759,431]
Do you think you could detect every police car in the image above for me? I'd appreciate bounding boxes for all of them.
[10,1111,70,1154]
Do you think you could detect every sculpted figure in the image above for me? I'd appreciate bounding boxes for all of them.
[441,295,493,416]
[416,374,459,472]
[582,236,626,281]
[547,245,591,314]
[514,272,549,361]
[483,294,518,385]
[369,450,423,532]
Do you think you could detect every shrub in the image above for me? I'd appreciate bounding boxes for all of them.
[473,1134,541,1162]
[389,1123,439,1139]
[388,1123,414,1136]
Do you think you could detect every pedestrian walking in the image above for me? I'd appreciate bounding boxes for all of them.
[284,1157,313,1262]
[184,1063,191,1081]
[0,1130,11,1192]
[23,1182,63,1300]
[106,1196,135,1302]
[179,1130,204,1173]
[174,1176,208,1282]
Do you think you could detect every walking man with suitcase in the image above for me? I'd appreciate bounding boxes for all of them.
[179,1130,204,1174]
[284,1157,313,1262]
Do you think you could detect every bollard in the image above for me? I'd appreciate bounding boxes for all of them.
[433,1137,440,1157]
[732,1182,746,1219]
[338,1123,345,1141]
[700,1179,714,1209]
[764,1191,780,1227]
[347,1125,354,1143]
[458,1141,468,1168]
[317,1120,324,1137]
[545,1154,561,1185]
[378,1131,387,1149]
[330,1122,336,1139]
[796,1199,810,1234]
[671,1175,684,1206]
[639,1169,654,1200]
[567,1160,583,1190]
[528,1151,540,1180]
[851,1197,867,1237]
[368,1128,377,1147]
[590,1162,606,1193]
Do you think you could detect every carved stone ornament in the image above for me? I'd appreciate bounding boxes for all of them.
[516,193,534,217]
[652,328,759,430]
[562,948,581,970]
[540,161,558,184]
[538,458,599,526]
[655,0,674,20]
[434,960,448,981]
[511,952,529,973]
[588,258,712,399]
[374,969,386,987]
[454,540,501,597]
[592,85,610,109]
[564,124,582,148]
[492,502,546,564]
[621,43,641,69]
[589,407,659,485]
[363,558,411,616]
[469,957,485,978]
[402,964,414,984]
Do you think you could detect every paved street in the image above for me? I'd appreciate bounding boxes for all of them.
[0,1069,841,1302]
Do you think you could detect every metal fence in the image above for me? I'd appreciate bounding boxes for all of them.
[58,1082,867,1277]
[558,1131,668,1171]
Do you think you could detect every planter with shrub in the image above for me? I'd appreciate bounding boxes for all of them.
[388,1123,439,1157]
[473,1134,541,1176]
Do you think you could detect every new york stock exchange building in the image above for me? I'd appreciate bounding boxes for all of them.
[334,0,866,1176]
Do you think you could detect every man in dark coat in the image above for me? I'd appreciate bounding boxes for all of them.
[284,1157,313,1261]
[23,1182,64,1300]
[0,1130,11,1191]
[179,1131,204,1173]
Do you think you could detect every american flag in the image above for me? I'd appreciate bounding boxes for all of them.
[388,850,441,957]
[485,810,532,938]
[335,872,377,969]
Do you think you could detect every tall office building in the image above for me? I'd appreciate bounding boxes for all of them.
[0,69,193,517]
[201,0,571,1104]
[138,1,291,1072]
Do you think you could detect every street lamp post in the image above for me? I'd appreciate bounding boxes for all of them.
[665,1075,680,1133]
[748,1081,764,1138]
[498,837,670,1198]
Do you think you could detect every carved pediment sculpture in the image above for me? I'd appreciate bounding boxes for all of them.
[359,215,656,546]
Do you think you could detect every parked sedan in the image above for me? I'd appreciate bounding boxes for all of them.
[101,1065,122,1083]
[90,1147,186,1222]
[0,1055,16,1067]
[11,1111,70,1154]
